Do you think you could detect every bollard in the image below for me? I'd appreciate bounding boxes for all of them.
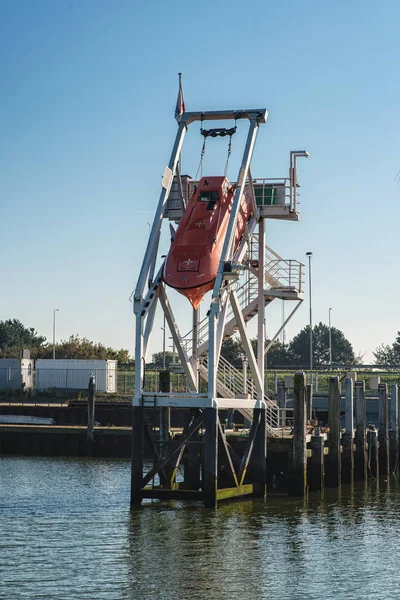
[342,378,354,484]
[277,381,287,427]
[325,377,341,487]
[390,384,398,474]
[308,431,324,492]
[289,372,307,496]
[378,383,389,476]
[354,380,367,481]
[306,384,313,423]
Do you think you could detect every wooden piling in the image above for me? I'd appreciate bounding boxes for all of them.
[131,406,144,506]
[390,384,398,474]
[277,381,286,427]
[342,378,354,484]
[378,383,389,476]
[325,377,341,487]
[354,380,367,481]
[183,431,201,490]
[87,374,96,456]
[308,432,324,492]
[289,372,307,496]
[367,428,378,480]
[306,384,312,423]
[251,408,267,498]
[203,407,218,508]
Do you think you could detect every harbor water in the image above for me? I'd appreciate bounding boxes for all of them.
[1,456,400,599]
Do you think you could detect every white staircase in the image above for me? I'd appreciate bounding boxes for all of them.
[198,354,281,438]
[177,235,302,438]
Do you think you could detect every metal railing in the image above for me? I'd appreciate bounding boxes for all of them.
[248,178,292,210]
[198,354,280,436]
[184,177,296,212]
[181,275,259,352]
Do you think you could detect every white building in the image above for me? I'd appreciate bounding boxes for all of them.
[35,359,118,393]
[0,358,34,390]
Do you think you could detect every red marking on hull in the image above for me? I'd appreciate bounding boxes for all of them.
[163,176,252,308]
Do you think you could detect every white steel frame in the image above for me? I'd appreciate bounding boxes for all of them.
[133,108,305,411]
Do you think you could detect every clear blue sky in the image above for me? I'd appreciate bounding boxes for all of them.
[1,0,400,362]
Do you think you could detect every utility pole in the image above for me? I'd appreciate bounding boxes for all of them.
[52,308,59,360]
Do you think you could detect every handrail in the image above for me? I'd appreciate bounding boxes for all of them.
[198,354,281,437]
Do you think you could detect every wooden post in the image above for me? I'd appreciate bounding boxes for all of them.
[378,383,389,476]
[183,432,201,490]
[87,373,96,456]
[306,384,313,422]
[131,406,144,506]
[354,380,367,481]
[277,381,286,427]
[325,377,341,487]
[251,407,267,498]
[390,384,398,474]
[342,378,354,484]
[203,407,218,508]
[159,371,172,485]
[289,372,307,496]
[308,430,324,492]
[367,428,378,480]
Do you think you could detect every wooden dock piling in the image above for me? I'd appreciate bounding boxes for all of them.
[354,380,367,481]
[87,374,96,456]
[277,381,286,427]
[342,378,354,484]
[308,431,324,492]
[131,406,144,506]
[389,384,398,474]
[367,428,379,480]
[289,372,307,496]
[251,408,267,498]
[203,408,218,508]
[325,377,341,487]
[378,383,389,476]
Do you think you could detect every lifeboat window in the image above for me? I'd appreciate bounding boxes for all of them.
[199,190,219,211]
[199,190,219,202]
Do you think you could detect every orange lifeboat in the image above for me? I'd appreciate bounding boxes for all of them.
[163,176,252,309]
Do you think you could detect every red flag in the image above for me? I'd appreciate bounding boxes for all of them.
[174,73,185,122]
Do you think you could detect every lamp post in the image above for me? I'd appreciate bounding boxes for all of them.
[52,309,59,360]
[161,314,166,369]
[329,307,332,366]
[306,252,313,387]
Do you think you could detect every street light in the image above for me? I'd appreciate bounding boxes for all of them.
[52,309,59,360]
[161,314,166,369]
[329,307,333,366]
[306,252,313,387]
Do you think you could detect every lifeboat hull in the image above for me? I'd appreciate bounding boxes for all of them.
[163,176,252,309]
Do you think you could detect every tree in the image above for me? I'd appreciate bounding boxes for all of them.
[373,332,400,365]
[37,335,131,363]
[289,322,355,366]
[0,319,46,358]
[151,351,175,368]
[265,340,294,366]
[220,337,245,365]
